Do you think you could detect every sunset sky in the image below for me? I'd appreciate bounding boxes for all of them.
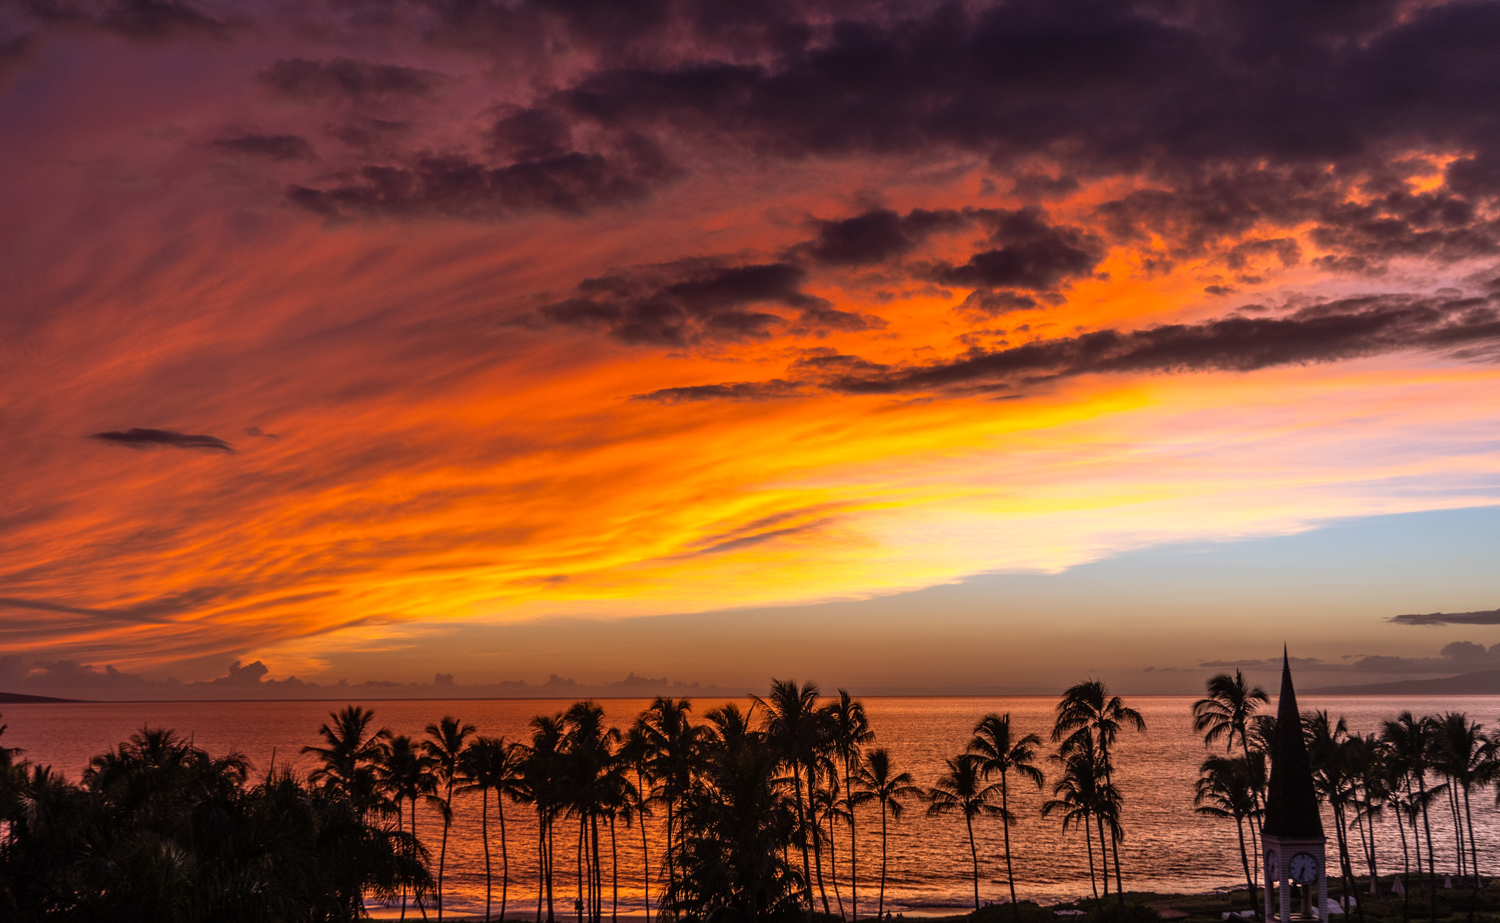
[3,0,1500,698]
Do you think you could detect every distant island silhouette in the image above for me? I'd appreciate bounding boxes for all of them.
[1309,668,1500,695]
[0,691,83,704]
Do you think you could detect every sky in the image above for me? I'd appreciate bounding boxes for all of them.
[2,0,1500,699]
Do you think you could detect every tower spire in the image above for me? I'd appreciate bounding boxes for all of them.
[1262,647,1323,838]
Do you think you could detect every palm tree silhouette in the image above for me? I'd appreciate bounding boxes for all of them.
[1193,672,1269,756]
[968,713,1044,918]
[1383,712,1440,923]
[379,733,440,921]
[1306,710,1366,923]
[756,678,828,916]
[619,724,656,923]
[633,697,700,920]
[825,689,874,921]
[854,747,920,920]
[461,735,525,922]
[425,716,477,922]
[302,705,391,816]
[1042,737,1112,908]
[1053,680,1144,905]
[925,754,1001,912]
[562,701,623,923]
[1194,755,1260,918]
[1429,712,1487,887]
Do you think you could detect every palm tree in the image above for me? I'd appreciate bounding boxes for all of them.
[302,705,391,815]
[562,701,623,923]
[1054,680,1144,904]
[620,725,655,923]
[813,775,849,919]
[1429,713,1487,887]
[1306,710,1366,923]
[1193,672,1270,756]
[377,733,440,920]
[1383,711,1440,923]
[424,716,477,922]
[634,696,701,920]
[1044,730,1115,908]
[969,713,1045,918]
[825,690,874,920]
[755,679,828,915]
[853,747,920,920]
[461,735,525,922]
[1194,756,1260,919]
[926,754,1002,912]
[522,714,567,923]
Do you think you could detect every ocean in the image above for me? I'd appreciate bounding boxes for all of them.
[2,695,1495,916]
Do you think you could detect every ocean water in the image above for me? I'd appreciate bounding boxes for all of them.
[2,695,1496,916]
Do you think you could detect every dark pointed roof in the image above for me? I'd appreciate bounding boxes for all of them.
[1261,647,1325,840]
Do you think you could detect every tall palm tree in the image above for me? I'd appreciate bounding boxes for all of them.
[1306,710,1366,923]
[1383,712,1440,923]
[378,733,440,921]
[1044,731,1115,908]
[424,716,477,922]
[461,735,525,922]
[825,690,874,920]
[969,713,1045,918]
[755,679,828,915]
[1429,713,1487,887]
[562,701,623,923]
[1054,680,1144,904]
[620,725,655,923]
[521,713,567,923]
[634,696,701,920]
[302,705,391,815]
[1194,756,1260,919]
[926,754,1003,912]
[853,747,920,920]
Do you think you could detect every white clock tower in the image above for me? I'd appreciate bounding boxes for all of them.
[1262,649,1328,921]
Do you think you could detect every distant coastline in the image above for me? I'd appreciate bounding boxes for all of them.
[0,691,84,704]
[1309,668,1500,695]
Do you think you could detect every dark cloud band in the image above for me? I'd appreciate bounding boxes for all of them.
[90,427,235,451]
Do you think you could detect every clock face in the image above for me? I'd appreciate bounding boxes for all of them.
[1290,852,1319,884]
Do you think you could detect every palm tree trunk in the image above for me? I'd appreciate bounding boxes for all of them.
[846,758,859,922]
[966,812,980,912]
[482,789,493,922]
[1233,812,1257,920]
[1354,806,1377,894]
[792,764,815,914]
[828,806,846,920]
[1084,812,1100,908]
[611,814,619,923]
[1003,776,1018,921]
[538,823,546,923]
[440,781,454,923]
[1461,786,1479,886]
[1094,810,1110,898]
[811,763,832,916]
[577,818,586,923]
[639,790,651,923]
[500,791,510,923]
[1418,775,1437,923]
[1395,802,1411,923]
[878,801,889,919]
[548,817,557,923]
[402,797,413,922]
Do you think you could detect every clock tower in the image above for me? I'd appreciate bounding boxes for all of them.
[1261,649,1328,921]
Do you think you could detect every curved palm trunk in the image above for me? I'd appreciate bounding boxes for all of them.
[481,790,493,922]
[1001,775,1019,922]
[1083,811,1100,908]
[878,801,889,919]
[828,806,846,919]
[810,762,832,916]
[966,812,980,912]
[1094,811,1110,898]
[1418,775,1436,923]
[439,780,454,922]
